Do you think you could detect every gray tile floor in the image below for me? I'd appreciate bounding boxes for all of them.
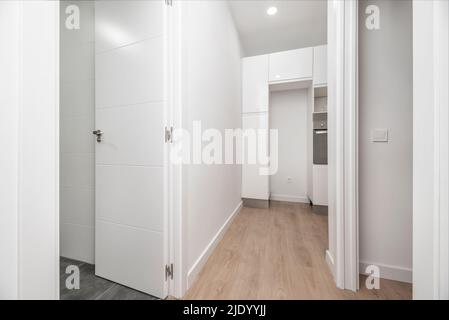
[60,257,158,300]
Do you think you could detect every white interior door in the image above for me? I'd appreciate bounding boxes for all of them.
[94,0,168,298]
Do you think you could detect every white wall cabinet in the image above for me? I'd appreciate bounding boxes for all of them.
[268,47,313,83]
[313,45,327,87]
[312,165,328,206]
[241,113,270,200]
[242,55,269,113]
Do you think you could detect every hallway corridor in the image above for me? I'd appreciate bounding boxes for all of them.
[185,201,412,300]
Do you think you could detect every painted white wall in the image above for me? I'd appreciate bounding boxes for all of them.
[269,89,308,203]
[413,0,449,300]
[0,1,59,299]
[358,0,413,283]
[180,1,243,287]
[59,0,95,264]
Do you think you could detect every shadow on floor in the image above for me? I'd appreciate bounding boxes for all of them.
[60,257,158,300]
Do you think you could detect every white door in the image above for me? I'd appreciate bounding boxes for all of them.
[94,0,168,298]
[313,45,328,87]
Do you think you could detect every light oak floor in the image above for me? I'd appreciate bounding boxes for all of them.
[184,201,412,300]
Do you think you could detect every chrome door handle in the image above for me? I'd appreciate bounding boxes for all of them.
[92,130,103,142]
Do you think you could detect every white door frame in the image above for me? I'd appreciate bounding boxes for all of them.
[166,0,186,298]
[412,0,449,300]
[327,0,359,292]
[168,0,189,299]
[0,0,60,300]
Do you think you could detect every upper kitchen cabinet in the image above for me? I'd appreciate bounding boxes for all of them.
[242,55,269,113]
[313,45,327,87]
[268,47,313,83]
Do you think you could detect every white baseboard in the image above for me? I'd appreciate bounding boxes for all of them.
[270,194,309,203]
[325,250,335,278]
[359,261,412,284]
[187,201,243,289]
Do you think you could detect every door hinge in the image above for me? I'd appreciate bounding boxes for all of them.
[165,0,173,6]
[165,263,174,280]
[165,126,173,143]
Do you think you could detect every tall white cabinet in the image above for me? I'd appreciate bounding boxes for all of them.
[241,55,270,202]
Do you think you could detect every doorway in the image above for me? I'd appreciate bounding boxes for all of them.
[59,0,171,299]
[358,0,413,284]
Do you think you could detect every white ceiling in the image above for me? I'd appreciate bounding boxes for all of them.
[228,0,327,57]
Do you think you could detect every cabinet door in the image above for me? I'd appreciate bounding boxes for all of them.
[312,165,328,206]
[242,113,270,200]
[269,47,313,82]
[242,55,269,113]
[313,45,327,86]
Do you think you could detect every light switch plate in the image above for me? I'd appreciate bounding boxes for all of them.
[372,128,389,142]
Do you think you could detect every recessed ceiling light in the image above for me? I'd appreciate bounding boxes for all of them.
[267,6,278,16]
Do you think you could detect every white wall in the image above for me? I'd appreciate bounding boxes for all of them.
[269,89,308,203]
[180,1,243,287]
[60,0,95,264]
[358,0,413,282]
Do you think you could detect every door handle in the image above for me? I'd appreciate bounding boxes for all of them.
[92,130,103,142]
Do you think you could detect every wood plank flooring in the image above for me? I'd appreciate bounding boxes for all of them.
[184,201,412,300]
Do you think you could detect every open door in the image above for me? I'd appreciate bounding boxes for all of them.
[94,0,168,298]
